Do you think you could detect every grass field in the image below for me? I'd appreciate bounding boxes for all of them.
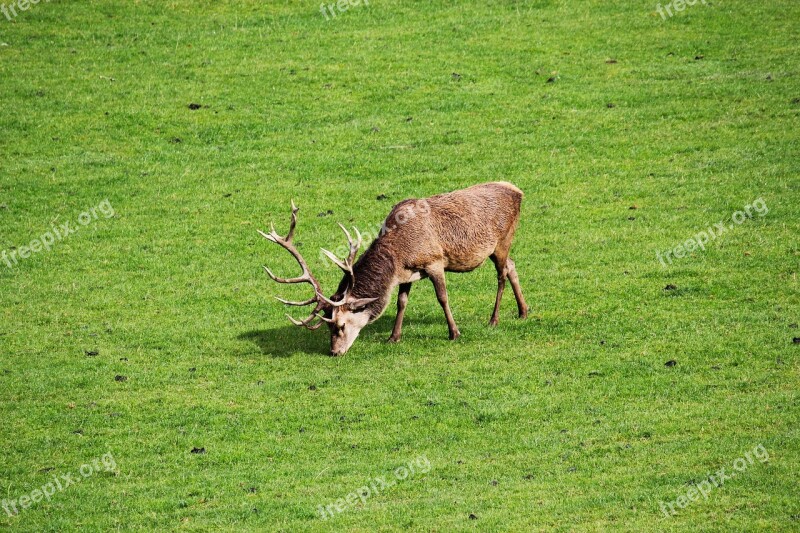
[1,0,799,530]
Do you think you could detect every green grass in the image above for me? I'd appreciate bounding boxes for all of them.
[1,0,798,530]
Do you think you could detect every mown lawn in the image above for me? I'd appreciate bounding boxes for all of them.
[0,0,798,530]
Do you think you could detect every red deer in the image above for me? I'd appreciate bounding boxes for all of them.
[260,182,529,355]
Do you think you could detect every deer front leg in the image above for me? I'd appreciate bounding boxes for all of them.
[388,283,412,343]
[426,266,461,340]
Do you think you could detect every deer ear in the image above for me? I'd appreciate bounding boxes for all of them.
[347,297,378,310]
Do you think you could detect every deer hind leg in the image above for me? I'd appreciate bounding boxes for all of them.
[506,258,529,318]
[491,225,529,321]
[388,283,412,343]
[489,252,508,326]
[426,265,461,340]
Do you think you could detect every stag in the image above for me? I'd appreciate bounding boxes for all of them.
[260,182,529,355]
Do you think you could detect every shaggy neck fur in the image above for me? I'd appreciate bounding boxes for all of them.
[334,241,397,322]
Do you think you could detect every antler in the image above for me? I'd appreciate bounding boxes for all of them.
[320,223,362,297]
[259,202,341,330]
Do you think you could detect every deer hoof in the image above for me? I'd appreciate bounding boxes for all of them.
[449,330,461,340]
[387,336,401,343]
[489,318,499,327]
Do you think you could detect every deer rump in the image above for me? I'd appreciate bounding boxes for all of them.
[260,181,529,356]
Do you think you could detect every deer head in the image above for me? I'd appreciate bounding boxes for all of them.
[259,202,377,356]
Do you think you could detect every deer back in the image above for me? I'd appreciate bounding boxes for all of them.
[379,181,523,273]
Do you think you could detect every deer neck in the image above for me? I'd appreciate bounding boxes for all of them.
[341,243,397,322]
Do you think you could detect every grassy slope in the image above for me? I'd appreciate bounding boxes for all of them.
[0,0,798,530]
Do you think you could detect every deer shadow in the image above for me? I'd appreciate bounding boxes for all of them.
[238,314,446,357]
[238,325,328,357]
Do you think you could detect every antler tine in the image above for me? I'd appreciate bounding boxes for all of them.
[337,223,353,247]
[285,306,332,330]
[351,226,362,264]
[286,312,321,328]
[337,223,362,266]
[319,293,347,307]
[320,247,355,303]
[284,303,338,330]
[263,265,308,285]
[287,200,299,242]
[305,319,324,330]
[275,295,317,306]
[257,229,277,243]
[320,248,350,272]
